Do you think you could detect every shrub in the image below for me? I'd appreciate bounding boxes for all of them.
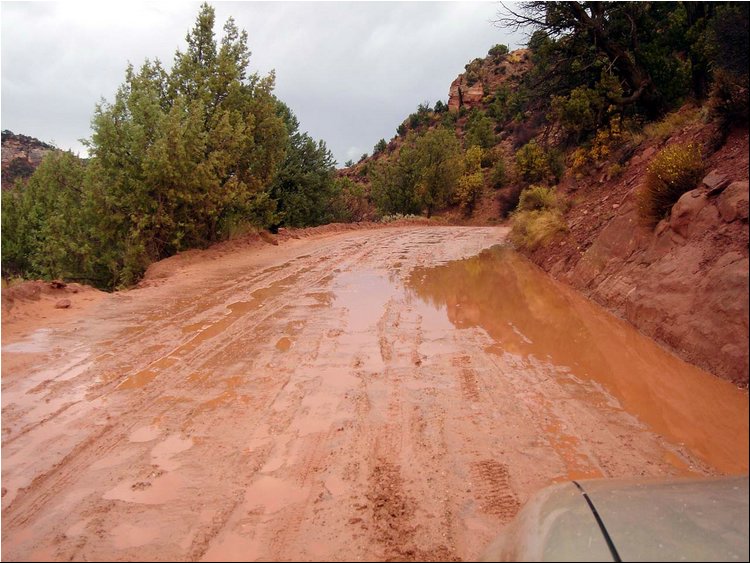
[515,140,551,183]
[464,58,483,86]
[373,139,387,154]
[490,159,506,189]
[637,143,704,226]
[332,177,372,222]
[709,68,749,130]
[456,172,484,215]
[517,185,558,212]
[705,1,749,133]
[488,44,509,58]
[510,209,567,250]
[464,146,483,173]
[642,107,701,143]
[434,100,448,114]
[441,111,457,129]
[465,110,496,149]
[397,123,407,137]
[480,147,498,169]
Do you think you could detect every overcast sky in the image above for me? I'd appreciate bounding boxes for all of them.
[1,1,523,165]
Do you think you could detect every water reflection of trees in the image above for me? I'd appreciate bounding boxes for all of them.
[406,246,604,373]
[405,246,749,473]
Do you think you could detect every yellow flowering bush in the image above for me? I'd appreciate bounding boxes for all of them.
[637,143,705,226]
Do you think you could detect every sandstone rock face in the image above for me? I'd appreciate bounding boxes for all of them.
[448,76,485,112]
[1,130,56,189]
[447,48,531,113]
[568,177,749,384]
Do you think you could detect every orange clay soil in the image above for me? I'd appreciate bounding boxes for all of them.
[2,225,747,561]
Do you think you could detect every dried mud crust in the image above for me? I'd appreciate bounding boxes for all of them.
[1,225,740,562]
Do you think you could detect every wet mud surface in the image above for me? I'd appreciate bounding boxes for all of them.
[2,226,747,561]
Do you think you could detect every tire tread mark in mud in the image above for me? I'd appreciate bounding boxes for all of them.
[187,493,245,561]
[470,460,520,521]
[4,423,114,527]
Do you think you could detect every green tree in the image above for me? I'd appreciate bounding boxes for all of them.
[488,44,510,58]
[414,128,464,217]
[456,146,485,215]
[370,129,463,217]
[465,110,496,149]
[373,138,388,154]
[271,102,337,227]
[3,3,292,288]
[1,152,88,280]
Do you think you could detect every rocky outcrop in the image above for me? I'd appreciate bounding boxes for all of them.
[1,130,55,189]
[565,175,749,384]
[447,49,531,113]
[448,76,485,112]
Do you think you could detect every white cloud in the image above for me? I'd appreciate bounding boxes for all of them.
[1,1,522,164]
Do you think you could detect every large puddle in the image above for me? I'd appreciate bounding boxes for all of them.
[406,246,748,475]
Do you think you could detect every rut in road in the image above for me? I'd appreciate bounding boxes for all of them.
[2,226,746,562]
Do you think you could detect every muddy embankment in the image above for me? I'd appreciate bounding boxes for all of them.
[525,129,749,385]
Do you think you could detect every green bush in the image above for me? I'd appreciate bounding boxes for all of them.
[517,185,558,212]
[488,44,510,58]
[637,143,705,226]
[456,172,484,215]
[515,140,552,183]
[465,110,496,149]
[490,159,506,189]
[464,58,483,86]
[373,138,387,154]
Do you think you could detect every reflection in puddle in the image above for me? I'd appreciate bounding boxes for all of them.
[333,271,399,333]
[407,246,749,474]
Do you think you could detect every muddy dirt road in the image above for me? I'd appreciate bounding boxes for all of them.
[2,226,748,561]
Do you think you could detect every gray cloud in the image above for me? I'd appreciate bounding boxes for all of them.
[1,1,522,165]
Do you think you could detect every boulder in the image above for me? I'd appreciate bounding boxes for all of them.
[669,190,708,238]
[716,181,749,223]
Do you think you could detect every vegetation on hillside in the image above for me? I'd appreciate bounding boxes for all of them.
[352,1,747,232]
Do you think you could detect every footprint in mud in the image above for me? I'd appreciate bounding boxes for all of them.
[131,481,152,491]
[275,337,293,352]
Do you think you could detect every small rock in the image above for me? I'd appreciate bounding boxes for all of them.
[55,299,72,309]
[702,169,730,195]
[612,203,620,210]
[49,280,67,289]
